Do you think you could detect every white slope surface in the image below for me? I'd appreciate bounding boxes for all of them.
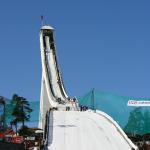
[47,111,136,150]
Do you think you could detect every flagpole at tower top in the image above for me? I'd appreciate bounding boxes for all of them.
[41,15,44,27]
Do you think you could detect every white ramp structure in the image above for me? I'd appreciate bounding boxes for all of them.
[39,25,138,150]
[47,111,138,150]
[39,26,69,128]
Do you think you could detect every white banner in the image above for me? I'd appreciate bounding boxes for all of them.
[127,100,150,106]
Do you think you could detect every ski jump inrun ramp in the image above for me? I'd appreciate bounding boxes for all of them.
[38,25,138,150]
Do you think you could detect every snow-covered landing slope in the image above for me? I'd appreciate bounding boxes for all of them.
[47,111,138,150]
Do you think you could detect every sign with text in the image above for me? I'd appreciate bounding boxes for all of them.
[12,136,24,144]
[127,100,150,106]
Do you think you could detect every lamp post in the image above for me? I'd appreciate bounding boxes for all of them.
[92,88,96,112]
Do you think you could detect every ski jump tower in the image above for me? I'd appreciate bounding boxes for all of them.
[38,26,138,150]
[39,26,69,128]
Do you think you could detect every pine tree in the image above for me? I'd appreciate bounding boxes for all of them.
[124,107,144,135]
[11,94,32,131]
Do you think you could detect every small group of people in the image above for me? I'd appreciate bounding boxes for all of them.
[56,97,65,104]
[65,97,79,111]
[67,97,77,103]
[49,107,58,111]
[79,105,88,111]
[66,106,70,111]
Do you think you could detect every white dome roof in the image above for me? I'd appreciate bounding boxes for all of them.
[41,25,54,30]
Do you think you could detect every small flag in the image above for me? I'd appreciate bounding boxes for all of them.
[41,15,44,21]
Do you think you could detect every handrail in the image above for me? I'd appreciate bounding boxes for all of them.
[44,109,51,147]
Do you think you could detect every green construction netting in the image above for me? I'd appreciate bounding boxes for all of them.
[1,89,150,135]
[78,89,150,135]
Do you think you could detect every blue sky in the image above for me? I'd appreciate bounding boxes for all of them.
[0,0,150,101]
